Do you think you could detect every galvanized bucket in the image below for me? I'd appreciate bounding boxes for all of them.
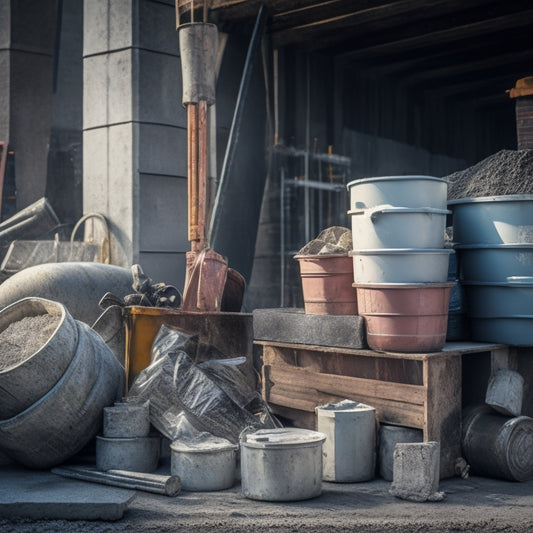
[462,405,533,481]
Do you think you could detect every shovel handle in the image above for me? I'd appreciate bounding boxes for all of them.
[187,103,199,242]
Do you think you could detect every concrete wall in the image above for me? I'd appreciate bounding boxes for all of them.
[83,0,188,288]
[0,0,57,212]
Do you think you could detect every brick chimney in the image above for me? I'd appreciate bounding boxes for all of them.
[508,77,533,150]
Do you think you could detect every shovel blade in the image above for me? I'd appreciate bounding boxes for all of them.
[182,248,228,312]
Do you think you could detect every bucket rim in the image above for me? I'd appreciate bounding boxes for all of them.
[448,193,533,206]
[350,248,454,255]
[353,282,455,289]
[347,175,446,189]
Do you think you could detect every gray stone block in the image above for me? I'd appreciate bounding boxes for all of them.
[389,441,444,502]
[83,0,110,56]
[253,308,367,349]
[83,54,110,129]
[137,49,185,127]
[84,51,133,129]
[378,425,423,481]
[0,466,135,520]
[138,123,188,177]
[139,173,188,252]
[137,0,180,56]
[485,369,524,417]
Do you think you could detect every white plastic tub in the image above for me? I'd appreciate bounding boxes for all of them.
[349,206,450,249]
[347,175,447,210]
[350,248,453,283]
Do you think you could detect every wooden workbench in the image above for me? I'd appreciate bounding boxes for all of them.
[256,340,512,479]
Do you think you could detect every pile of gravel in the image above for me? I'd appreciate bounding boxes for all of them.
[446,149,533,199]
[296,226,352,255]
[0,314,60,371]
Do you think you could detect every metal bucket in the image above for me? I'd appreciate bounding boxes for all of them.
[355,282,454,352]
[456,244,533,282]
[240,428,326,501]
[351,249,453,284]
[170,439,238,491]
[448,194,533,245]
[462,405,533,481]
[349,206,450,249]
[347,175,447,210]
[0,298,79,419]
[294,254,358,315]
[96,435,160,473]
[0,322,124,469]
[316,400,376,482]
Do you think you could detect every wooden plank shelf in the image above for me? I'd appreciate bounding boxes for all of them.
[256,340,509,479]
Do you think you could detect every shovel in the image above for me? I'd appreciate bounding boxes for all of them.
[177,14,235,312]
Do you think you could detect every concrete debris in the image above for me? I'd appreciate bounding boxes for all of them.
[389,441,445,502]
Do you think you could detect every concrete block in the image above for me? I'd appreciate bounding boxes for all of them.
[138,123,187,177]
[137,0,180,56]
[83,128,109,209]
[485,369,524,417]
[138,251,186,290]
[0,466,135,520]
[84,51,132,129]
[83,54,109,129]
[316,400,376,482]
[108,50,133,125]
[109,0,134,51]
[378,425,423,481]
[136,49,185,127]
[252,308,367,349]
[139,174,188,252]
[84,0,109,56]
[104,402,151,438]
[389,441,445,502]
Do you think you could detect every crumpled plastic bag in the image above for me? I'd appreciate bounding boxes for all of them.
[127,324,278,443]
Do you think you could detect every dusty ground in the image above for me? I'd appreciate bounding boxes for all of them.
[1,469,532,532]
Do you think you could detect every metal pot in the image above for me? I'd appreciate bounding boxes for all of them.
[448,194,533,245]
[350,248,453,284]
[349,206,450,249]
[347,175,447,210]
[240,428,326,501]
[170,439,238,492]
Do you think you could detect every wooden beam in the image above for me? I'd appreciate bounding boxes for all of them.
[272,0,499,49]
[339,8,533,61]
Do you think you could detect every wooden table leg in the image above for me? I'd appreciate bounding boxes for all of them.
[424,354,462,479]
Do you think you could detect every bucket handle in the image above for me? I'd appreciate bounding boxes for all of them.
[69,213,111,264]
[348,207,451,222]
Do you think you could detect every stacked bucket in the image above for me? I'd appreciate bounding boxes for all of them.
[449,194,533,345]
[347,176,454,352]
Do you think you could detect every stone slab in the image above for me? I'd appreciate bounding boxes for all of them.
[253,308,366,349]
[0,466,136,520]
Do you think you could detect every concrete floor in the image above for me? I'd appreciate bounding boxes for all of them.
[1,462,532,532]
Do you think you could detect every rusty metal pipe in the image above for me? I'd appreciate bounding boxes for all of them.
[187,103,199,243]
